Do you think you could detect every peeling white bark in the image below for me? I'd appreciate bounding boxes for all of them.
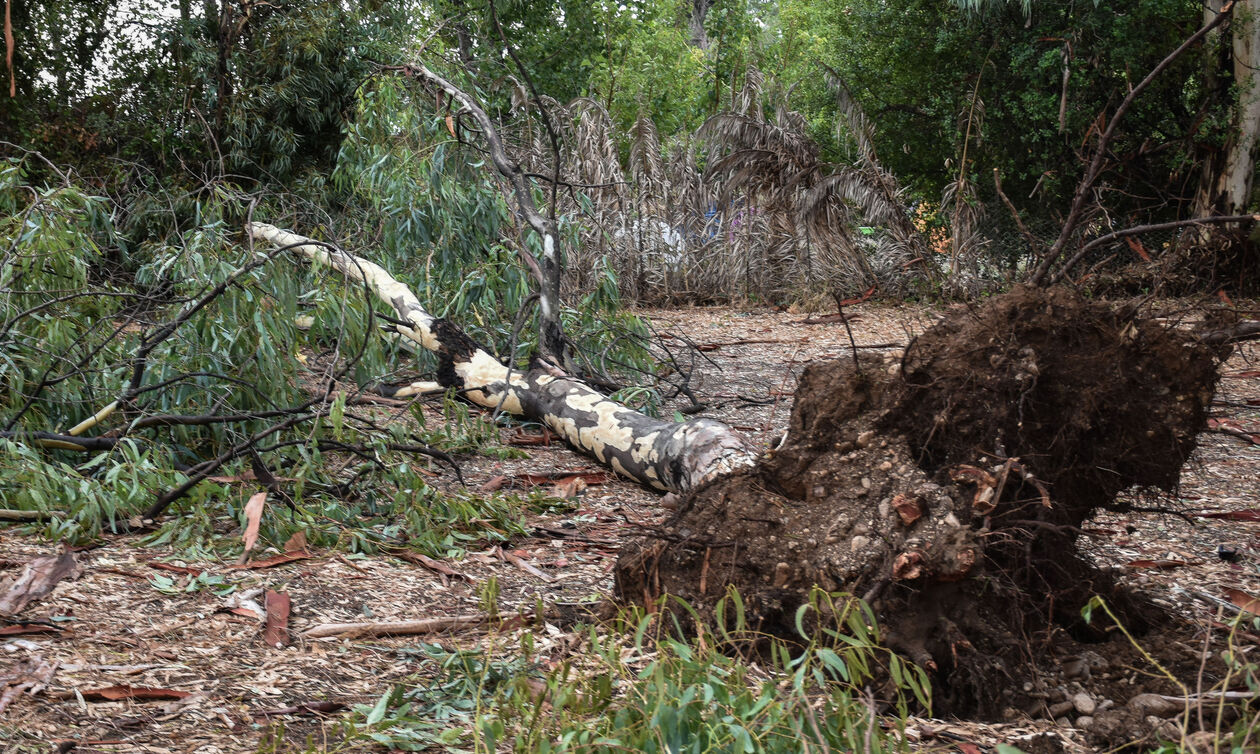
[248,223,758,492]
[250,223,440,351]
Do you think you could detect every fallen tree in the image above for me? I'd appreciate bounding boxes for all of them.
[246,223,757,493]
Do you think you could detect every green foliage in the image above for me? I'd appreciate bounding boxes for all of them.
[773,0,1219,214]
[332,590,926,753]
[0,149,530,556]
[0,440,192,544]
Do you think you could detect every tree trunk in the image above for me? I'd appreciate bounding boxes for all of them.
[246,223,757,493]
[1223,0,1260,211]
[690,0,714,49]
[391,62,569,368]
[1195,0,1259,215]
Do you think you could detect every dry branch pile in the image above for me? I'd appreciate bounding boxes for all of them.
[615,286,1228,718]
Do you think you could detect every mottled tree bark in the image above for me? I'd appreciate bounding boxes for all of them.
[247,223,757,493]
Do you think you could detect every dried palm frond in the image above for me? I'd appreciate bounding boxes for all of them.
[735,66,765,119]
[629,109,663,186]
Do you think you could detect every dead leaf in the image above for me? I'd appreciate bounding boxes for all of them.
[1225,370,1260,378]
[549,476,588,499]
[147,561,203,577]
[480,471,611,492]
[794,312,863,325]
[0,550,80,616]
[263,591,290,648]
[1125,236,1152,262]
[1196,509,1260,522]
[207,470,299,484]
[0,654,55,714]
[80,685,192,702]
[445,113,456,138]
[255,700,346,717]
[1125,559,1194,569]
[498,548,554,583]
[222,588,265,620]
[1225,588,1260,615]
[0,623,60,636]
[478,475,508,492]
[238,492,267,564]
[222,551,312,571]
[390,550,470,584]
[283,531,308,553]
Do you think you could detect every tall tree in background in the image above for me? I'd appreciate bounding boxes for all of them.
[1195,0,1259,215]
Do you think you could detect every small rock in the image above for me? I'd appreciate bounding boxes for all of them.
[1048,700,1075,718]
[856,430,875,448]
[1072,691,1096,716]
[850,536,870,552]
[1080,649,1108,672]
[1055,717,1071,727]
[1074,716,1093,729]
[1096,699,1113,712]
[1061,657,1090,681]
[1129,693,1180,718]
[1155,719,1181,741]
[1186,730,1217,753]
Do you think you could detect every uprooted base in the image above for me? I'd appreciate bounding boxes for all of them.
[615,287,1230,744]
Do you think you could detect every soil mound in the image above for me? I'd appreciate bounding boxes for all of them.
[615,286,1226,725]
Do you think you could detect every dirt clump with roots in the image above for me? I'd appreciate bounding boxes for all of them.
[615,286,1230,741]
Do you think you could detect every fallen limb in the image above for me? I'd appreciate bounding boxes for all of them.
[302,614,507,639]
[247,223,758,492]
[0,431,120,452]
[0,509,52,522]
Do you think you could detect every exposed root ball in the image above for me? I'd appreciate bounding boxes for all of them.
[615,286,1224,720]
[886,285,1222,520]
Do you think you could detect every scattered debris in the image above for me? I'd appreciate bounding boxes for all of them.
[0,654,55,714]
[222,551,312,571]
[263,590,290,648]
[237,492,268,564]
[302,613,514,639]
[78,686,192,702]
[478,470,613,492]
[0,550,80,616]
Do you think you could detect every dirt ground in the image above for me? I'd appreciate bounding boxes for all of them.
[1,301,1257,753]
